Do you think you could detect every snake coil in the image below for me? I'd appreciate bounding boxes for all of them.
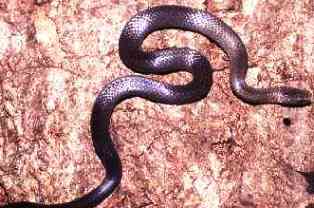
[1,5,311,208]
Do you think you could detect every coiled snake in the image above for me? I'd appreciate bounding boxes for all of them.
[1,5,312,208]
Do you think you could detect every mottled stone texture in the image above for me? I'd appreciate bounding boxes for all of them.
[0,0,313,207]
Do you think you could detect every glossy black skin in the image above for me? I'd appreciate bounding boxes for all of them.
[297,171,314,194]
[1,5,311,208]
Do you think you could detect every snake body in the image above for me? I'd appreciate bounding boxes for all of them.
[1,5,311,208]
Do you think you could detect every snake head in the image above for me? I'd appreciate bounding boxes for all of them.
[278,87,312,107]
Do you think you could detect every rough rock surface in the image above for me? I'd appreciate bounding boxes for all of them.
[0,0,313,207]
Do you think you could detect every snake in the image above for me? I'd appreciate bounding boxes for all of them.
[1,4,312,208]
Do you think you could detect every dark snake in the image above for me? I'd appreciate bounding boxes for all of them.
[1,5,312,208]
